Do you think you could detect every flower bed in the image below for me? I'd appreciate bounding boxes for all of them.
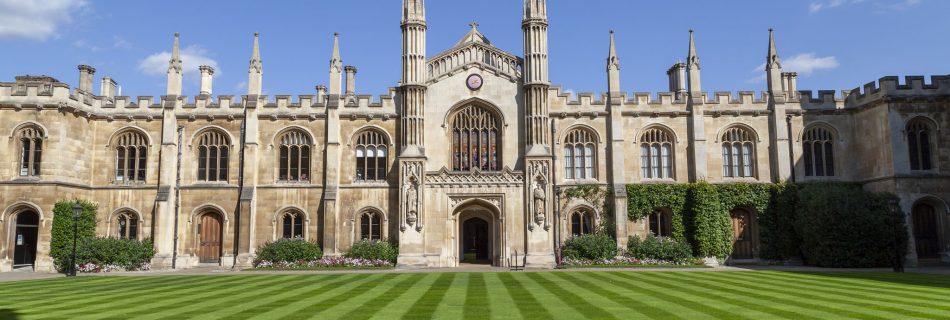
[559,257,706,269]
[76,261,152,273]
[253,257,394,270]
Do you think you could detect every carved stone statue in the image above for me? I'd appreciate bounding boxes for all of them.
[533,179,546,226]
[405,176,419,226]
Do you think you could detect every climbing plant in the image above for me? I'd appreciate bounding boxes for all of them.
[625,184,688,242]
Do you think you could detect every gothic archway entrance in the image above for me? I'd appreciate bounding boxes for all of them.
[196,212,223,263]
[454,201,500,266]
[912,203,939,259]
[12,211,39,268]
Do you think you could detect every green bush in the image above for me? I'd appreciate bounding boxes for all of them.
[76,237,155,271]
[627,234,694,264]
[686,182,732,259]
[626,184,689,242]
[795,184,907,267]
[345,240,399,263]
[255,239,323,263]
[50,200,98,272]
[562,233,617,261]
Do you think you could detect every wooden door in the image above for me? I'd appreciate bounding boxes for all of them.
[197,214,222,263]
[913,204,939,259]
[731,209,755,259]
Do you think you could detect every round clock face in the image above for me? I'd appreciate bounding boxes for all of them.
[466,74,483,90]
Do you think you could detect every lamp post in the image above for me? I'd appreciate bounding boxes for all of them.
[69,201,82,277]
[889,198,904,273]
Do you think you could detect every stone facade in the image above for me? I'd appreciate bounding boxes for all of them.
[1,0,948,272]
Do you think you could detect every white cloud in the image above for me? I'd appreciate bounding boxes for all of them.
[0,0,87,40]
[138,45,220,77]
[748,53,840,83]
[112,35,131,49]
[810,0,921,13]
[73,39,99,51]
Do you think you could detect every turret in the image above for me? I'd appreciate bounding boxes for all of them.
[167,33,182,96]
[329,33,343,95]
[522,0,549,86]
[248,33,262,96]
[401,0,426,86]
[667,63,686,96]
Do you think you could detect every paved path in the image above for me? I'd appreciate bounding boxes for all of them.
[3,264,949,283]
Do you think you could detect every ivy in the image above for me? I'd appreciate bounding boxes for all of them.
[625,184,688,242]
[563,185,613,236]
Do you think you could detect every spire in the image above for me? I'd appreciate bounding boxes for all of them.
[686,29,702,96]
[766,28,784,94]
[607,30,620,94]
[248,32,263,95]
[455,21,491,47]
[402,0,426,24]
[329,33,343,95]
[166,32,182,96]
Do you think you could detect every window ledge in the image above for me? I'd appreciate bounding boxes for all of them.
[12,177,41,183]
[276,181,312,185]
[112,181,148,186]
[560,179,602,185]
[191,182,237,188]
[640,178,677,183]
[722,177,760,182]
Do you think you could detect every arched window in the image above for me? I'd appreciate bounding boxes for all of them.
[359,211,382,241]
[570,209,595,236]
[452,105,500,171]
[354,130,388,182]
[114,130,149,183]
[564,128,596,180]
[17,125,43,177]
[114,211,138,240]
[649,209,672,237]
[640,127,674,179]
[802,127,835,177]
[281,210,305,239]
[721,127,756,178]
[907,119,935,171]
[278,130,311,182]
[197,130,230,182]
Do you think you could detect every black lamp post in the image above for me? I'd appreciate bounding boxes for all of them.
[890,198,904,273]
[69,201,82,277]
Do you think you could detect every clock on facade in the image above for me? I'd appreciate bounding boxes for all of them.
[466,74,483,90]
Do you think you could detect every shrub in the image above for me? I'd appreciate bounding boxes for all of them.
[795,184,907,267]
[626,234,694,264]
[75,237,155,271]
[562,233,617,261]
[50,200,98,272]
[686,182,732,259]
[255,239,323,264]
[344,240,398,264]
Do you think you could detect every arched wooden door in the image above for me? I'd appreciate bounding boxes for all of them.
[197,213,223,263]
[730,209,756,259]
[12,211,39,268]
[913,203,939,259]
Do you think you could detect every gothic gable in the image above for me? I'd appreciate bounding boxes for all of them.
[427,26,523,84]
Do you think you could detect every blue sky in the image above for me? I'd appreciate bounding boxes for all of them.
[0,0,947,98]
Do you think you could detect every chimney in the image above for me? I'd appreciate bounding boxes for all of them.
[667,62,686,96]
[100,77,117,98]
[783,72,798,98]
[78,65,96,93]
[315,85,327,104]
[199,65,215,96]
[345,66,357,96]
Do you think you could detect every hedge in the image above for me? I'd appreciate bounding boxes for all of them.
[76,237,155,271]
[255,238,324,264]
[50,200,98,272]
[562,233,617,261]
[344,240,399,264]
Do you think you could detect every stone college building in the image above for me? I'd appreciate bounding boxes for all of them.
[1,0,948,272]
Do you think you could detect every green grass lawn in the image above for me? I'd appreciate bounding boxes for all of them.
[1,271,949,319]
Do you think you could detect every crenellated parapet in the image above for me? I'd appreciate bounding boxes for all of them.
[846,75,950,108]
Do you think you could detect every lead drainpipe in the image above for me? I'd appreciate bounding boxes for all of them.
[786,115,796,183]
[551,119,561,266]
[233,108,248,269]
[172,126,183,269]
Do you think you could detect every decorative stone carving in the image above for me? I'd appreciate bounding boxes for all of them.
[449,195,502,209]
[527,161,550,231]
[425,166,524,187]
[401,161,423,231]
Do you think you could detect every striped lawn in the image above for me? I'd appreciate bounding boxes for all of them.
[1,271,949,319]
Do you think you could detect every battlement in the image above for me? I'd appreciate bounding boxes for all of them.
[846,75,950,107]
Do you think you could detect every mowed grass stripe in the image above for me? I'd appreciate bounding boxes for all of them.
[229,274,360,320]
[0,275,140,295]
[606,272,739,320]
[744,273,950,313]
[26,276,240,318]
[151,275,315,320]
[668,272,886,320]
[298,274,407,320]
[615,272,777,319]
[3,276,194,307]
[706,272,944,319]
[339,273,428,320]
[431,271,469,319]
[463,273,489,320]
[482,273,524,320]
[367,273,442,319]
[75,276,275,320]
[496,272,553,319]
[820,272,950,290]
[758,271,950,304]
[402,273,457,320]
[651,272,829,319]
[524,272,615,319]
[272,274,393,320]
[552,272,674,319]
